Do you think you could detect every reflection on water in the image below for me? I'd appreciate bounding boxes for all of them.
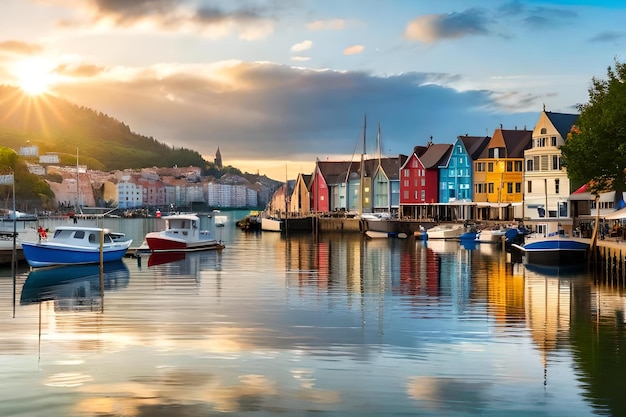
[20,261,129,310]
[1,222,626,415]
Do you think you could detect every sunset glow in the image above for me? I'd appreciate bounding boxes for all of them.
[14,58,57,96]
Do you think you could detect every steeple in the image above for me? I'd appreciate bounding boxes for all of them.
[214,147,222,169]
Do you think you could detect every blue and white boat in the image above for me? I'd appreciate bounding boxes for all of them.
[21,226,132,268]
[511,226,589,266]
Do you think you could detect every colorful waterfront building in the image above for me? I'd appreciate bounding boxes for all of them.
[473,126,532,220]
[399,140,452,220]
[523,109,578,234]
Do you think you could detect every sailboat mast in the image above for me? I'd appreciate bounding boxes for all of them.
[359,115,366,215]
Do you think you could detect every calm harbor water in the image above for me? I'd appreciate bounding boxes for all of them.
[1,211,625,416]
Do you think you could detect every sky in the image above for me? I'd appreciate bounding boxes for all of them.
[0,0,624,181]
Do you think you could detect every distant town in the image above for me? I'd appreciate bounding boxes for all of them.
[17,146,280,216]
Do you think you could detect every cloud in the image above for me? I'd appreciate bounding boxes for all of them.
[52,61,539,173]
[498,1,578,29]
[53,0,276,39]
[404,9,490,44]
[291,56,311,62]
[291,40,313,53]
[306,19,346,31]
[343,45,364,55]
[0,40,43,55]
[589,31,626,43]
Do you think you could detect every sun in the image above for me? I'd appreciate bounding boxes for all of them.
[14,57,57,96]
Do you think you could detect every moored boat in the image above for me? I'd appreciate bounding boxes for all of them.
[261,216,282,232]
[21,226,132,268]
[511,227,589,266]
[144,213,224,252]
[426,223,465,239]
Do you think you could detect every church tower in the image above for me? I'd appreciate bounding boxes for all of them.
[214,147,222,169]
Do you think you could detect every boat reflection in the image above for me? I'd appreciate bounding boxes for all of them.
[523,262,586,277]
[147,252,186,267]
[146,250,222,287]
[20,261,130,310]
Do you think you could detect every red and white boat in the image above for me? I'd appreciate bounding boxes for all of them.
[144,213,224,252]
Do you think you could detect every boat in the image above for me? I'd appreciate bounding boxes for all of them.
[144,213,225,252]
[20,261,130,306]
[511,226,590,266]
[261,216,283,232]
[236,211,262,231]
[214,215,227,227]
[476,227,508,243]
[426,223,465,239]
[20,226,132,268]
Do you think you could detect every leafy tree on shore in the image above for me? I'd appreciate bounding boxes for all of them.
[561,59,626,197]
[0,146,54,210]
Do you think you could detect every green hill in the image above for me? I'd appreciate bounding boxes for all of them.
[0,85,208,170]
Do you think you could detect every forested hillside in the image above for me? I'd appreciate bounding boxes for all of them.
[0,85,209,171]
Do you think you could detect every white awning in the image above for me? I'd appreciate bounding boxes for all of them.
[602,207,626,220]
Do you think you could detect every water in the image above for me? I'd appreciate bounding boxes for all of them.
[0,212,624,416]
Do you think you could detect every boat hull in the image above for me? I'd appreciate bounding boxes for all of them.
[21,241,131,268]
[145,235,224,253]
[261,217,282,232]
[426,224,464,239]
[514,238,589,266]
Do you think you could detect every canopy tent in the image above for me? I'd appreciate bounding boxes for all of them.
[602,206,626,220]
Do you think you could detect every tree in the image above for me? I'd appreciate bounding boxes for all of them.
[561,59,626,197]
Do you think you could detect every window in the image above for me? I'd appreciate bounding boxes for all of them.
[555,178,560,194]
[507,182,513,193]
[403,169,410,177]
[540,155,548,171]
[488,183,494,193]
[515,161,523,172]
[403,190,408,199]
[403,180,409,187]
[506,161,513,172]
[476,162,485,172]
[459,157,464,165]
[421,190,425,201]
[541,128,547,134]
[552,155,559,170]
[551,136,557,146]
[526,159,534,171]
[527,181,532,193]
[421,178,425,186]
[488,162,494,172]
[515,183,521,193]
[537,137,546,147]
[414,190,418,199]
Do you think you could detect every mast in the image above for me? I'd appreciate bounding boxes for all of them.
[359,114,366,214]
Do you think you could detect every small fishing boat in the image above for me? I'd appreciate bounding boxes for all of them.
[21,226,132,268]
[511,226,589,266]
[426,223,465,239]
[144,213,224,252]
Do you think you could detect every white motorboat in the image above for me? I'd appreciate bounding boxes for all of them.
[426,224,465,239]
[145,213,224,252]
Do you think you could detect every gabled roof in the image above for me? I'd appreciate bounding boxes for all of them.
[480,128,532,158]
[545,111,579,138]
[299,174,312,188]
[420,144,452,169]
[457,135,491,161]
[317,160,360,186]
